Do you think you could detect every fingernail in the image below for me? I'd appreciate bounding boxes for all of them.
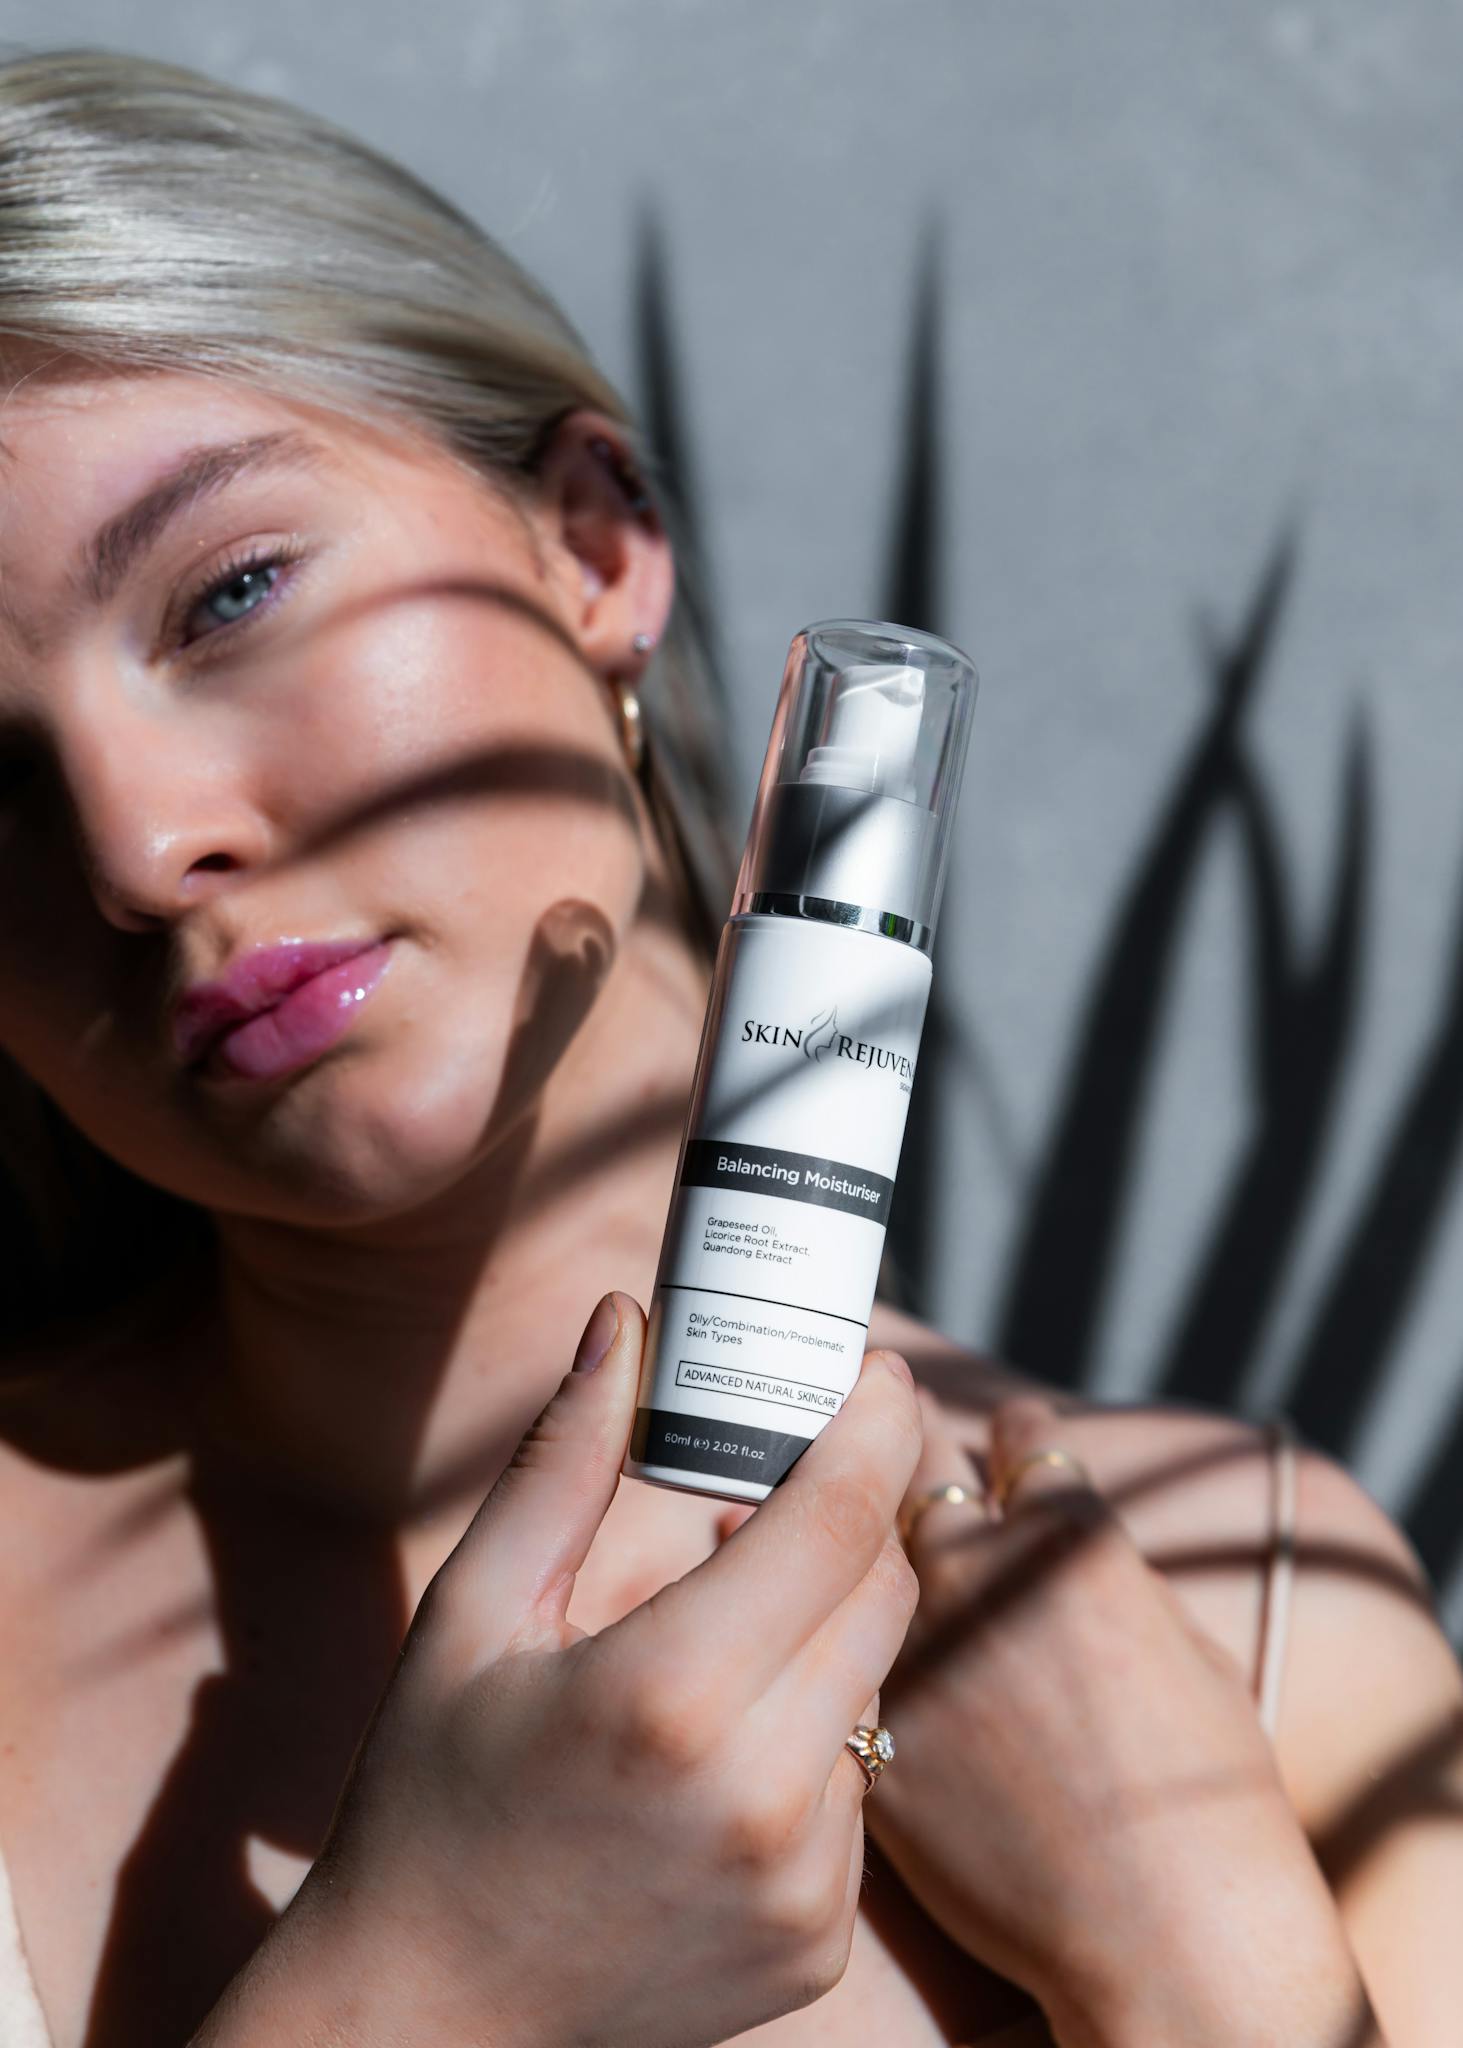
[874,1349,914,1386]
[573,1292,620,1373]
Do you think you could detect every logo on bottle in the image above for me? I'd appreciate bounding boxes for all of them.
[738,1004,914,1083]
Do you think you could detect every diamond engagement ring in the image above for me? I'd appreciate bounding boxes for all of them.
[843,1723,895,1791]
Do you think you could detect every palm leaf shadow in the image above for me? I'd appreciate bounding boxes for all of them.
[993,532,1300,1387]
[1402,1361,1463,1593]
[1280,822,1463,1457]
[876,209,951,1315]
[633,206,1463,1600]
[1155,713,1370,1404]
[630,197,730,730]
[875,212,1029,1315]
[882,210,943,639]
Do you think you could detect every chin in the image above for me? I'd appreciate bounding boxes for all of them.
[179,1021,523,1228]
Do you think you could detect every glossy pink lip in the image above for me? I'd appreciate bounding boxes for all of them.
[203,943,394,1082]
[172,942,387,1073]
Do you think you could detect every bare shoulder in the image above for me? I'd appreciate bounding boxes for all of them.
[871,1302,1463,2034]
[1271,1455,1463,2040]
[867,1298,1463,1831]
[867,1298,1282,1576]
[1268,1443,1463,1950]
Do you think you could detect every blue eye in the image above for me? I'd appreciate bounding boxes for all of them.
[177,540,306,651]
[204,562,277,625]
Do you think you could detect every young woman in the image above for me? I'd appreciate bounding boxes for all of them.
[0,45,1459,2048]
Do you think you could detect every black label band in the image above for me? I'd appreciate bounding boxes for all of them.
[630,1406,814,1486]
[680,1137,893,1228]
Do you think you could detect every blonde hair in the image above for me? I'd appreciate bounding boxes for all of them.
[0,44,743,1352]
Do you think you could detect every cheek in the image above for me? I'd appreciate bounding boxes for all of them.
[422,789,646,953]
[289,892,622,1217]
[331,604,649,954]
[362,808,635,1152]
[0,608,650,1221]
[275,597,647,930]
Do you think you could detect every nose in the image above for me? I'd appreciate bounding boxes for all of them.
[56,693,269,934]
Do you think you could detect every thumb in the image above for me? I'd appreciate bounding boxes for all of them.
[435,1290,646,1659]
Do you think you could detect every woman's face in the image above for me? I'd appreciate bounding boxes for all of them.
[0,357,675,1223]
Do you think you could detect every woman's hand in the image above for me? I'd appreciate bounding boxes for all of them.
[861,1388,1385,2048]
[193,1296,924,2048]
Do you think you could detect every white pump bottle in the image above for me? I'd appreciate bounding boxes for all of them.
[623,619,978,1503]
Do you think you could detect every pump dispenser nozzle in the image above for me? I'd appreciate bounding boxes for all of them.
[732,621,977,949]
[799,663,925,802]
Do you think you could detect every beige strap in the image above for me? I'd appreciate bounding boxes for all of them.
[0,1841,51,2046]
[1256,1413,1297,1740]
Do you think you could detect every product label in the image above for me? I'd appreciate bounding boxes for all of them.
[629,915,931,1495]
[681,1138,895,1226]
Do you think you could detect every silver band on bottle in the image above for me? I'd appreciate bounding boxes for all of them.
[741,891,933,953]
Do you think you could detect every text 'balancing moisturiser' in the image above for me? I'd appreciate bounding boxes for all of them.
[623,618,978,1504]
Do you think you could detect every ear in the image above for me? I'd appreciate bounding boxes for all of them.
[524,407,675,682]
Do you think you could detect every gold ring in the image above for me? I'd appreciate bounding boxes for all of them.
[898,1481,985,1547]
[843,1723,895,1790]
[993,1446,1095,1513]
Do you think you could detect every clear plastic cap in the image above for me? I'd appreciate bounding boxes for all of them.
[731,619,978,947]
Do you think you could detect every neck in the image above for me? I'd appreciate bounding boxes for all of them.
[183,889,712,1533]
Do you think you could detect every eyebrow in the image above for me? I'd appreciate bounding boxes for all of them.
[74,428,332,611]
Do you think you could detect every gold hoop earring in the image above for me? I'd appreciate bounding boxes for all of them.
[611,676,645,776]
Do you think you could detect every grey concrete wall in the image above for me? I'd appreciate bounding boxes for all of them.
[6,3,1463,1633]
